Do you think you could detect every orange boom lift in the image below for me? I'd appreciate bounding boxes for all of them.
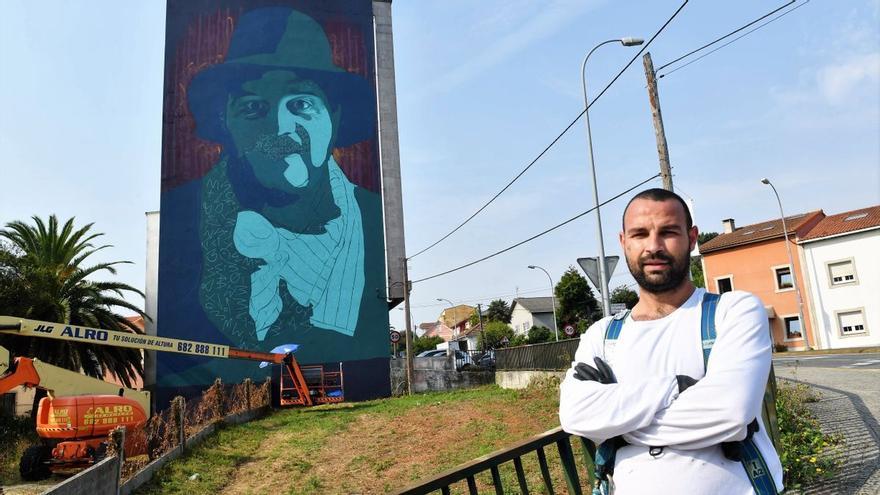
[0,315,343,480]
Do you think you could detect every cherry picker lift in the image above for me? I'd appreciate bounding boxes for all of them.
[0,315,344,479]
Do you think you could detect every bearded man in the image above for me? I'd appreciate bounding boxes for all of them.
[157,6,387,395]
[559,188,783,494]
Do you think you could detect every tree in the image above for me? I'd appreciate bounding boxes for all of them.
[0,216,147,394]
[555,266,600,329]
[485,299,512,323]
[610,285,639,309]
[411,335,444,355]
[478,321,514,350]
[527,325,552,344]
[691,232,719,289]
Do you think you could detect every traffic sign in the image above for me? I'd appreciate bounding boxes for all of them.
[563,324,576,336]
[576,256,619,290]
[389,330,401,343]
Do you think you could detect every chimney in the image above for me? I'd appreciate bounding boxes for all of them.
[722,218,736,234]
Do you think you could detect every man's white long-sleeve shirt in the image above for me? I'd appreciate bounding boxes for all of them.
[559,289,783,494]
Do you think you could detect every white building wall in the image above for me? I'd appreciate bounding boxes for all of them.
[801,229,880,349]
[509,305,532,336]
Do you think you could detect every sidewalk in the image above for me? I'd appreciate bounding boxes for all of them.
[775,366,880,494]
[773,346,880,358]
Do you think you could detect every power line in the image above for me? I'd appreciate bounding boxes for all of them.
[408,1,690,260]
[408,285,549,309]
[412,174,661,284]
[657,0,809,78]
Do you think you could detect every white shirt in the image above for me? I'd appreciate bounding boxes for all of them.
[559,288,784,494]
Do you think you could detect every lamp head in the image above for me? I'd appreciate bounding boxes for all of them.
[761,178,771,185]
[621,37,644,47]
[528,265,536,269]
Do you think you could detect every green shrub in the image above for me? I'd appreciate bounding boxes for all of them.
[0,413,38,482]
[775,381,838,488]
[527,326,553,344]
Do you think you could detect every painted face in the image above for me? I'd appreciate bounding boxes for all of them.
[225,70,336,190]
[620,198,697,294]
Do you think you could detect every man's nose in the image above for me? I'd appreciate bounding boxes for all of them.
[644,232,665,254]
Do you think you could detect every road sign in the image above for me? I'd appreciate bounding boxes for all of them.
[610,303,628,314]
[389,330,401,343]
[563,324,576,336]
[576,256,619,290]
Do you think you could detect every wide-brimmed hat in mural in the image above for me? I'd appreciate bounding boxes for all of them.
[188,7,376,148]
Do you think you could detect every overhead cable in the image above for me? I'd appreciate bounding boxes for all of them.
[657,0,809,78]
[408,1,690,260]
[412,174,661,284]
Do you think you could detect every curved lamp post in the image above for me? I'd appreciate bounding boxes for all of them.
[582,37,644,317]
[761,178,808,348]
[528,265,559,341]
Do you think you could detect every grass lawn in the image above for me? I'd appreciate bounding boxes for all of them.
[134,383,569,495]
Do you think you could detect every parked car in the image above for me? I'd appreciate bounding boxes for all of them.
[477,349,495,369]
[416,349,446,357]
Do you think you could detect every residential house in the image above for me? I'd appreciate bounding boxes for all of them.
[798,206,880,350]
[420,321,455,342]
[700,211,825,350]
[438,304,474,338]
[510,297,558,336]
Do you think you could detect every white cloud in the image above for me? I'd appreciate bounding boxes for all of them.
[816,52,880,104]
[410,0,604,101]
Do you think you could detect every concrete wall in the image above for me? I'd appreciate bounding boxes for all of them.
[801,229,880,349]
[373,0,407,304]
[46,456,118,495]
[496,370,564,390]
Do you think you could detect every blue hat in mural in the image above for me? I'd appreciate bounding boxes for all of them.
[188,7,376,148]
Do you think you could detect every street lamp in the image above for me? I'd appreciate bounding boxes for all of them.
[582,37,644,318]
[761,178,808,348]
[528,265,559,341]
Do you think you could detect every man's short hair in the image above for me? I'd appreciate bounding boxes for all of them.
[622,188,693,230]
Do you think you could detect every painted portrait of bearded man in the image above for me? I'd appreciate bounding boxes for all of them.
[157,3,389,401]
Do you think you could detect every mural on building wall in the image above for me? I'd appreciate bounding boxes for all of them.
[157,0,389,403]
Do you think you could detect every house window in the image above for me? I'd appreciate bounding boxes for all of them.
[716,276,733,294]
[774,266,793,290]
[828,260,856,286]
[838,310,867,336]
[783,316,803,341]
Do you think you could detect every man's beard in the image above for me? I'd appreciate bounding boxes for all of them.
[628,250,690,294]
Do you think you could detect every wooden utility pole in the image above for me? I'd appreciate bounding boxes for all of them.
[476,303,485,351]
[643,52,673,191]
[401,258,414,395]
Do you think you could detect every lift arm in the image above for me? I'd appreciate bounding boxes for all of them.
[0,315,314,406]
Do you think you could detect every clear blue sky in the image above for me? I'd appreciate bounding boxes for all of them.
[1,1,877,333]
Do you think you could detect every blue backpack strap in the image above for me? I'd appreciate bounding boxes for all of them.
[701,292,721,369]
[592,311,630,495]
[700,292,778,494]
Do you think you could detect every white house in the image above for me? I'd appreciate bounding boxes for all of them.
[510,297,558,336]
[799,206,880,350]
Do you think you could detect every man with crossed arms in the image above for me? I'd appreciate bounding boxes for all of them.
[560,188,783,494]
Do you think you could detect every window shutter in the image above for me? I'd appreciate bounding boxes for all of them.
[829,261,855,284]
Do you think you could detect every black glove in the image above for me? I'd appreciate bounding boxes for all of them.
[573,357,617,384]
[676,375,698,393]
[721,418,760,461]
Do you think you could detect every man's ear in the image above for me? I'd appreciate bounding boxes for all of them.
[689,225,699,252]
[619,230,625,250]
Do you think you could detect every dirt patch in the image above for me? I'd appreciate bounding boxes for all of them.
[220,387,560,494]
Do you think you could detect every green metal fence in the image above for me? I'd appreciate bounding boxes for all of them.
[495,340,579,371]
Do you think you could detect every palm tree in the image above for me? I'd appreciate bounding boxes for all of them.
[0,215,147,390]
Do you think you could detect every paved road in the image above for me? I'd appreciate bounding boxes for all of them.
[774,353,880,370]
[775,359,880,494]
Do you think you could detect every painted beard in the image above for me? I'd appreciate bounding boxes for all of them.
[628,250,690,294]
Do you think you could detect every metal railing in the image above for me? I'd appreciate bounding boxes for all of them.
[393,427,596,495]
[495,339,580,371]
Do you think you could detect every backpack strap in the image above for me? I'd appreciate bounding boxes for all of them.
[592,310,630,495]
[700,292,778,495]
[700,292,721,369]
